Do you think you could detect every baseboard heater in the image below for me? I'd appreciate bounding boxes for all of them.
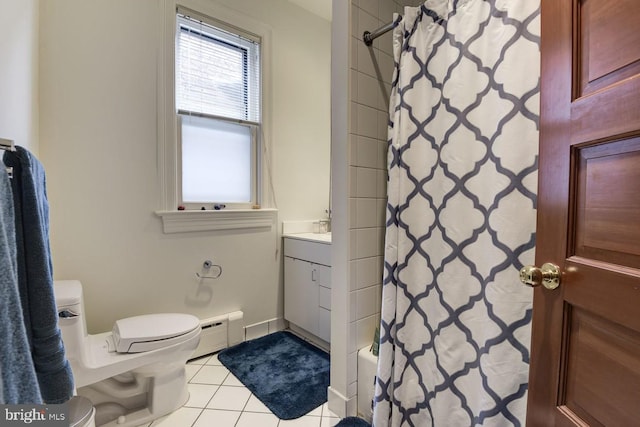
[190,311,244,359]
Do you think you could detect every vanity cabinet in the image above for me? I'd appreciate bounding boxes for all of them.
[284,235,331,343]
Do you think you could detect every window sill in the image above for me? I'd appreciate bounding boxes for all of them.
[155,208,277,234]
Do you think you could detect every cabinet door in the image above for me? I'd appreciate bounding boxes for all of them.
[284,257,319,335]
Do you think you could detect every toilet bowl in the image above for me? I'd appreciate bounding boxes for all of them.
[54,280,201,427]
[68,396,96,427]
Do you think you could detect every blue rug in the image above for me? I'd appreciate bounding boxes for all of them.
[335,416,372,427]
[217,331,330,420]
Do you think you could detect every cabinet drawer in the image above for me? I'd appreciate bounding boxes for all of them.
[318,307,331,343]
[316,264,331,288]
[319,285,331,310]
[284,237,331,266]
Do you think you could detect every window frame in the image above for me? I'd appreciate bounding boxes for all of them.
[156,1,275,233]
[176,8,261,209]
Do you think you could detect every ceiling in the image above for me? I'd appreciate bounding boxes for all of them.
[287,0,332,21]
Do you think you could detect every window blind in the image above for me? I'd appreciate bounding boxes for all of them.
[176,12,261,123]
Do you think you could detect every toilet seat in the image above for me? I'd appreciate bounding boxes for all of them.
[113,313,201,353]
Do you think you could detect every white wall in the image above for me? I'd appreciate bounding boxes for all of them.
[0,0,39,153]
[208,0,332,223]
[38,0,330,333]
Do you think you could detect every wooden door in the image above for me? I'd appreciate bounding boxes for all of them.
[527,0,640,426]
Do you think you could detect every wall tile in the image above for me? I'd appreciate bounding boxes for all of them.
[351,69,358,103]
[356,136,378,168]
[380,0,397,22]
[350,259,358,289]
[377,140,388,170]
[376,169,388,198]
[377,30,394,56]
[360,0,379,18]
[377,110,389,140]
[349,228,358,260]
[376,226,385,256]
[349,166,358,197]
[356,286,378,320]
[349,322,357,353]
[351,4,359,40]
[348,380,358,400]
[356,315,378,350]
[348,350,358,384]
[351,36,358,70]
[357,71,379,108]
[349,197,358,228]
[377,52,395,95]
[350,134,358,166]
[356,104,379,139]
[356,167,377,198]
[355,256,379,289]
[376,198,386,228]
[357,41,377,77]
[377,255,384,280]
[356,197,378,228]
[358,7,379,41]
[350,291,357,321]
[356,227,378,258]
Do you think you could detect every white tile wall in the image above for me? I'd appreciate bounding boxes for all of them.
[347,0,405,404]
[344,0,422,409]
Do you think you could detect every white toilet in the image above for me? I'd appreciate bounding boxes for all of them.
[54,280,201,427]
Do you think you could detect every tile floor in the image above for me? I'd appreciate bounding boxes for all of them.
[138,352,341,427]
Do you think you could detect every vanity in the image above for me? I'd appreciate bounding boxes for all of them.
[283,233,331,344]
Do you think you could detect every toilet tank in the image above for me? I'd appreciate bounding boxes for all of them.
[55,280,83,311]
[54,280,88,360]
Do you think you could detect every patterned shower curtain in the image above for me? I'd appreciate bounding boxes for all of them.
[372,1,540,426]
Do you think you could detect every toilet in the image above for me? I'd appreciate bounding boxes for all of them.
[54,280,201,427]
[68,396,96,427]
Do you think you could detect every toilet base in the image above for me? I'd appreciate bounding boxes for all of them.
[78,365,189,427]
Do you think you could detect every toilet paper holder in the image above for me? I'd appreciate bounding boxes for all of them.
[195,259,222,280]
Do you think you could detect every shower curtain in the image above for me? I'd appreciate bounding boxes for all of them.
[372,1,540,426]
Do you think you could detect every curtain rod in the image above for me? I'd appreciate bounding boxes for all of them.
[362,19,398,46]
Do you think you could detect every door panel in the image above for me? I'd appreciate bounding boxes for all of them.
[578,0,640,95]
[573,138,640,267]
[528,0,640,425]
[563,307,640,426]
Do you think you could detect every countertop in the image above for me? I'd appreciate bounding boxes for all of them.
[283,232,332,244]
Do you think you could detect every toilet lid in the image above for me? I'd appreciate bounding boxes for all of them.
[113,313,200,353]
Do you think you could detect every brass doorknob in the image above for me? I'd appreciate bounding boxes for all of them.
[519,263,561,290]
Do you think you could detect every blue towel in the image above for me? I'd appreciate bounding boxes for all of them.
[3,148,74,404]
[0,159,42,403]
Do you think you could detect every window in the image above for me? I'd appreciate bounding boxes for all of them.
[176,9,261,208]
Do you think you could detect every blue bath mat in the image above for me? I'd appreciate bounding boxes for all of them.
[335,417,372,427]
[217,331,330,420]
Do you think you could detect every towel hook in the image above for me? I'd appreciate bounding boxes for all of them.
[196,259,222,280]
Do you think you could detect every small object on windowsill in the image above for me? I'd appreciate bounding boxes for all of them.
[252,204,261,209]
[214,204,226,210]
[177,205,185,211]
[201,206,206,210]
